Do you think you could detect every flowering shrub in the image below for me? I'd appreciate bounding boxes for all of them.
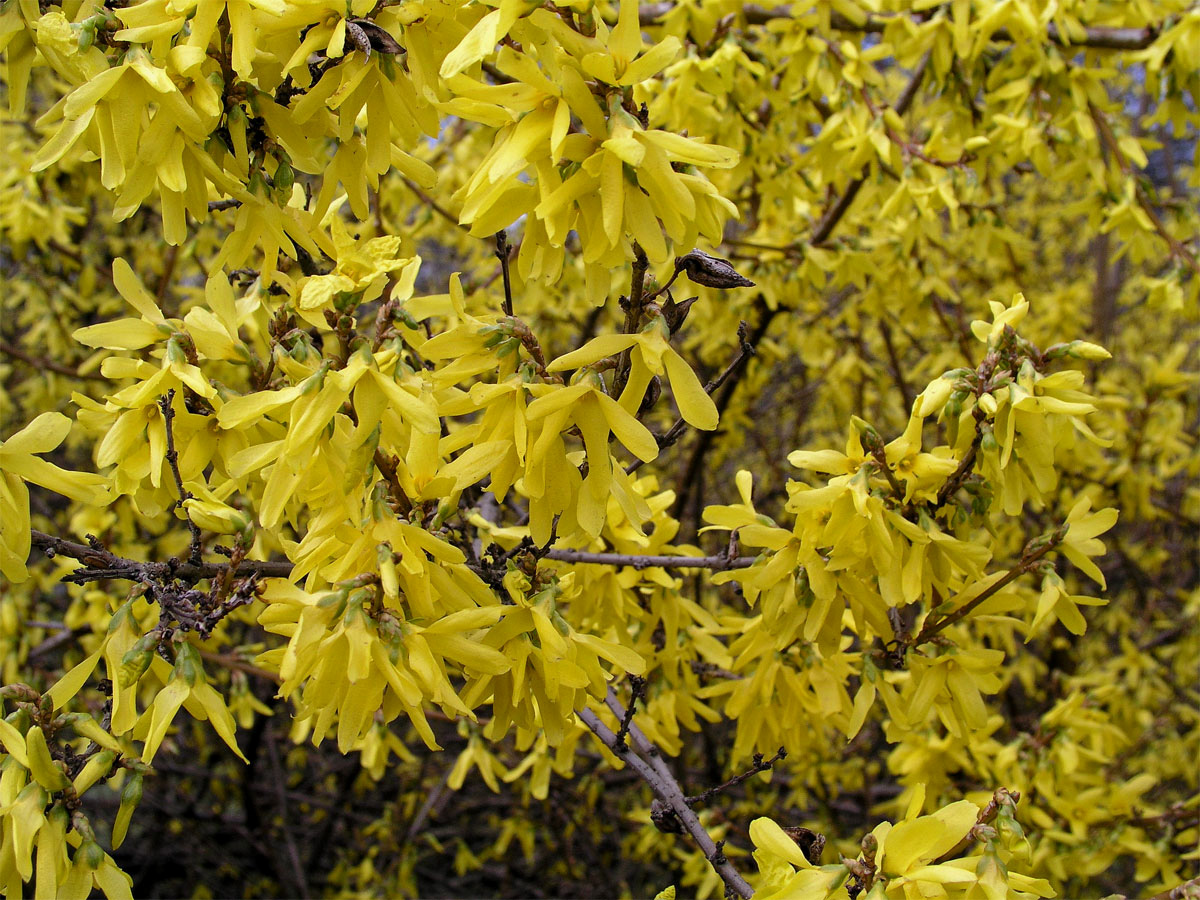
[1,0,1196,897]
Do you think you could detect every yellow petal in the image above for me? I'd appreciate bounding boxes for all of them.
[663,347,718,430]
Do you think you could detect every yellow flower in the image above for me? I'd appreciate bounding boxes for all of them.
[0,412,109,582]
[296,218,419,326]
[970,292,1030,346]
[546,319,719,431]
[525,374,659,538]
[135,643,247,763]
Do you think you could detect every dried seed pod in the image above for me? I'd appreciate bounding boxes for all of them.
[348,19,405,55]
[661,294,698,335]
[345,21,372,56]
[674,250,755,289]
[781,826,826,864]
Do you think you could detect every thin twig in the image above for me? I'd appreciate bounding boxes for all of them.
[686,747,787,807]
[671,299,778,523]
[0,340,107,381]
[1088,102,1199,274]
[611,676,646,750]
[878,319,913,413]
[401,176,466,230]
[645,5,1164,50]
[156,245,180,312]
[808,53,929,247]
[199,650,282,684]
[614,244,650,399]
[266,732,311,899]
[627,321,756,475]
[159,390,203,564]
[495,230,514,318]
[909,527,1066,645]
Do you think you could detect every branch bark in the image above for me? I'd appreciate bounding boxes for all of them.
[578,697,756,899]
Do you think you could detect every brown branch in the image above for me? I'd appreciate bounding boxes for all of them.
[199,650,282,684]
[577,701,755,899]
[686,746,787,807]
[878,319,913,413]
[0,340,107,381]
[28,525,757,588]
[613,244,650,399]
[809,52,929,248]
[611,675,646,750]
[934,787,1020,864]
[159,390,203,564]
[401,176,466,231]
[909,527,1066,646]
[934,437,980,507]
[29,529,295,582]
[671,297,778,523]
[495,230,515,317]
[1146,876,1200,900]
[156,245,180,312]
[544,549,756,570]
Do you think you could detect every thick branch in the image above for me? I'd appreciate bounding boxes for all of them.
[29,529,294,582]
[577,705,755,899]
[1147,876,1200,900]
[29,527,756,586]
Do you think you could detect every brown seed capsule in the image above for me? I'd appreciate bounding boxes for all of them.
[345,21,372,57]
[673,250,755,289]
[661,294,698,335]
[781,826,826,864]
[348,19,405,56]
